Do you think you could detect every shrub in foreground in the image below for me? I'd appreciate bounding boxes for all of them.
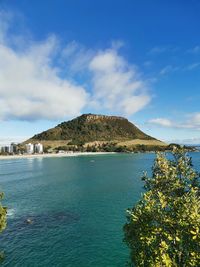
[0,192,6,260]
[124,148,200,266]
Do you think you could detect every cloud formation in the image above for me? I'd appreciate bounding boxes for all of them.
[148,118,173,127]
[0,12,151,121]
[159,65,179,75]
[185,62,200,71]
[169,137,200,145]
[0,41,89,120]
[159,62,200,76]
[188,46,200,54]
[0,14,89,120]
[149,45,178,55]
[0,136,28,146]
[89,49,151,115]
[148,113,200,130]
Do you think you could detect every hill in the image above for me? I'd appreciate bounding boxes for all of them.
[26,114,167,152]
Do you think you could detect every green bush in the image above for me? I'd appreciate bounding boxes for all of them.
[124,147,200,266]
[0,192,7,261]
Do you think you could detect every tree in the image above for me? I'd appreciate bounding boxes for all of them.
[124,147,200,267]
[0,192,7,260]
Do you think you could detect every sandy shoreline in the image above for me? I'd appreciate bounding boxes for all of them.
[0,152,116,160]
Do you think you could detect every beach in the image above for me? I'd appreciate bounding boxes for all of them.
[0,152,116,160]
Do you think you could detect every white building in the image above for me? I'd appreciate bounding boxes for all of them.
[10,143,17,154]
[25,143,34,154]
[1,143,17,154]
[34,143,43,154]
[1,146,11,153]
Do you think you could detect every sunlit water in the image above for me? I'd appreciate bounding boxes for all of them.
[0,153,199,267]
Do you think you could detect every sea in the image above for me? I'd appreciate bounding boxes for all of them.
[0,152,200,267]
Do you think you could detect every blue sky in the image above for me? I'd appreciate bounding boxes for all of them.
[0,0,200,144]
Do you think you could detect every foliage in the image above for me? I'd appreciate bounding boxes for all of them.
[55,145,70,151]
[124,147,200,266]
[0,192,7,261]
[0,193,6,232]
[68,140,85,146]
[32,114,154,143]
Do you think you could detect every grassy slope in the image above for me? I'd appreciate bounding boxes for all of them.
[25,114,167,149]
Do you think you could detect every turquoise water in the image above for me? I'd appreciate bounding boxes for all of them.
[0,153,199,267]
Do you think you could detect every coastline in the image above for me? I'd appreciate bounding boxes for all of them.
[0,152,116,160]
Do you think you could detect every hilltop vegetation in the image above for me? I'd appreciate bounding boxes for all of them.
[26,114,167,152]
[32,114,155,142]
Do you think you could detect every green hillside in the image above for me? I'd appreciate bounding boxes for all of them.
[25,113,167,152]
[31,113,155,142]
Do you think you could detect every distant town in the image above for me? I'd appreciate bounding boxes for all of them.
[0,143,43,155]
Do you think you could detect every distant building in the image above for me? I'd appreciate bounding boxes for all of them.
[34,143,43,154]
[0,143,18,154]
[1,146,10,153]
[0,142,44,155]
[25,143,34,154]
[10,143,17,154]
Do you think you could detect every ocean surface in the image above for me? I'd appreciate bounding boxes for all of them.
[0,152,200,267]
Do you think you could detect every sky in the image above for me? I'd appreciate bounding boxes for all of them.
[0,0,200,145]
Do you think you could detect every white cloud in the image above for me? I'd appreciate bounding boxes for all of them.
[149,46,168,54]
[0,136,28,146]
[185,62,200,71]
[148,118,173,127]
[188,113,200,128]
[159,65,180,75]
[159,63,200,76]
[167,137,200,145]
[0,13,152,121]
[143,61,153,67]
[0,14,89,121]
[148,113,200,130]
[149,45,178,55]
[188,46,200,54]
[89,49,151,115]
[160,65,173,75]
[0,38,89,120]
[61,41,94,72]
